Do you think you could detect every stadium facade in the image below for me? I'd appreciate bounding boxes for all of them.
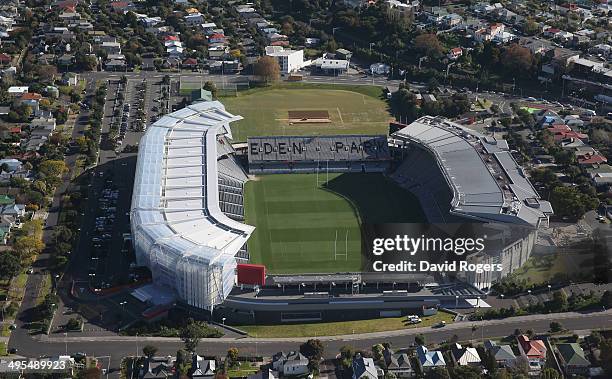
[130,101,254,311]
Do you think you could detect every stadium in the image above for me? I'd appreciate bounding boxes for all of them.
[130,99,553,322]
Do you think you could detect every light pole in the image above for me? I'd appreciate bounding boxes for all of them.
[332,27,340,36]
[455,295,459,310]
[64,332,68,354]
[222,317,226,326]
[369,42,375,55]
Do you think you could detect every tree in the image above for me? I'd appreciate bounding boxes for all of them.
[415,334,425,345]
[549,321,563,333]
[143,345,158,358]
[414,33,444,59]
[599,338,612,375]
[13,235,44,259]
[203,81,218,99]
[501,44,534,77]
[300,339,324,361]
[449,365,482,379]
[550,291,568,311]
[540,368,560,379]
[38,160,68,178]
[550,186,598,220]
[425,366,450,379]
[66,317,82,330]
[180,319,203,352]
[0,252,21,281]
[253,56,280,83]
[37,65,58,83]
[227,347,239,363]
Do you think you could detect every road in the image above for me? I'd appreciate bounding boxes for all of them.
[9,310,612,376]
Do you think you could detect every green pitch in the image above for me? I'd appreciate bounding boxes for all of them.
[244,173,425,274]
[222,86,391,142]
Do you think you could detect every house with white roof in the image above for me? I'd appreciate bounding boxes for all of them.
[450,343,481,366]
[416,346,446,371]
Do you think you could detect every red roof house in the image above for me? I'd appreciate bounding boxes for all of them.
[517,335,547,361]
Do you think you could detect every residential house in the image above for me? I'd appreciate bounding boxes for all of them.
[201,22,217,34]
[556,343,590,376]
[484,340,516,368]
[17,92,42,114]
[100,41,121,55]
[577,151,608,167]
[61,72,78,86]
[516,335,547,374]
[182,58,198,70]
[352,354,381,379]
[384,349,414,378]
[451,343,481,367]
[272,352,309,376]
[416,346,446,371]
[0,203,25,218]
[185,12,204,27]
[282,352,309,376]
[139,356,174,379]
[190,355,215,379]
[57,54,75,68]
[447,47,463,60]
[208,33,226,44]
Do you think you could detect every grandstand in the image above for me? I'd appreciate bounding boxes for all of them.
[131,101,254,311]
[390,116,553,228]
[247,135,391,174]
[389,116,554,291]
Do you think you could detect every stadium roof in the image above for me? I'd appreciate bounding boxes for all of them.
[392,116,552,227]
[131,101,254,268]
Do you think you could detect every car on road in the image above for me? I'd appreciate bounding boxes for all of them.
[26,267,34,274]
[433,321,446,328]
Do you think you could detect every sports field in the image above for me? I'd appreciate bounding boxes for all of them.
[244,173,425,274]
[222,86,391,142]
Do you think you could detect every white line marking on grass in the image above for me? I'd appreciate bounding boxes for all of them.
[337,107,344,125]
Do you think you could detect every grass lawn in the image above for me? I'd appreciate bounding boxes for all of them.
[237,311,455,338]
[222,86,391,142]
[244,173,424,274]
[0,342,6,356]
[512,252,596,284]
[227,362,260,377]
[0,323,10,337]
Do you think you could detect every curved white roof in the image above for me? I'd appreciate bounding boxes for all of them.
[131,101,254,268]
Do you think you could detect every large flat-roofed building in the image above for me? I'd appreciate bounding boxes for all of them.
[265,46,304,74]
[130,101,254,311]
[247,135,391,174]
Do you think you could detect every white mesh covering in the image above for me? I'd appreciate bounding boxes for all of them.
[131,101,254,310]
